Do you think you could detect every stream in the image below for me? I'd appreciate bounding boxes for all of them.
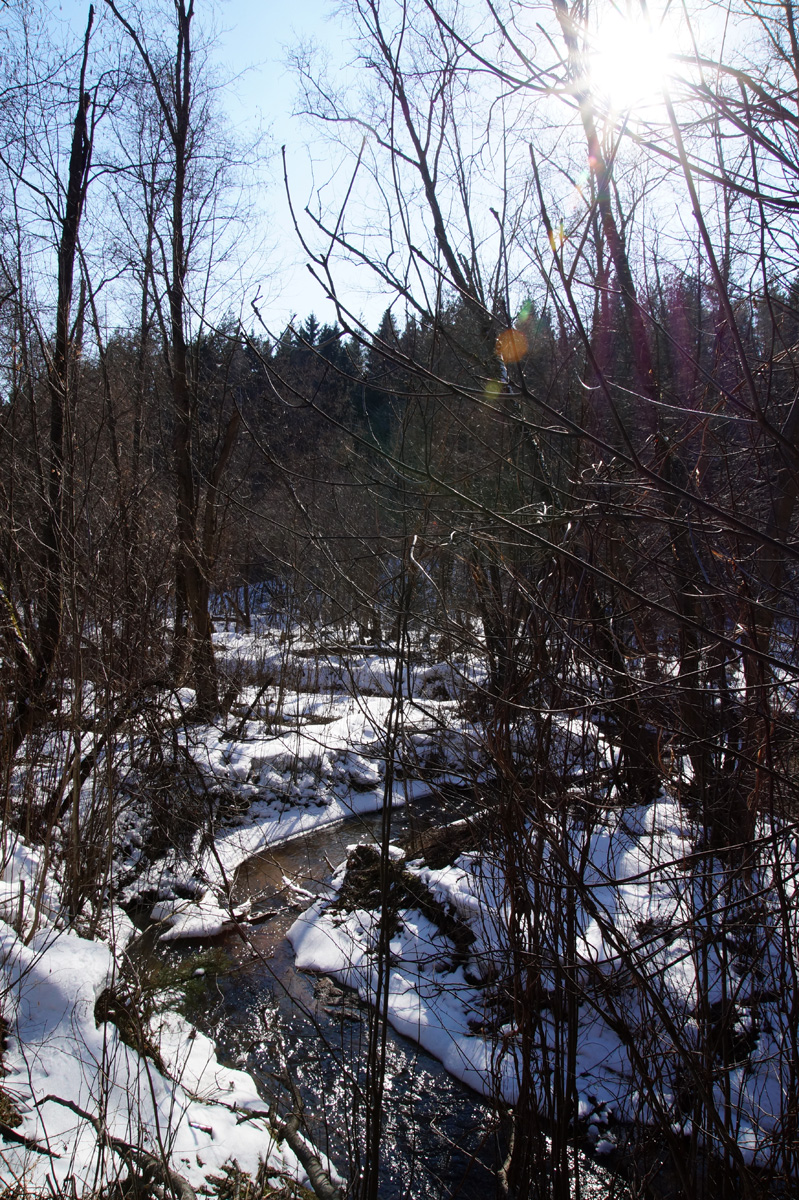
[168,799,626,1198]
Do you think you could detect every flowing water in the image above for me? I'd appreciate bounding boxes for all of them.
[168,798,625,1198]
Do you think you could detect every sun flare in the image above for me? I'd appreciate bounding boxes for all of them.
[588,10,675,112]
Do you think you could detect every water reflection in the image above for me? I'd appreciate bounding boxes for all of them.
[173,802,622,1198]
[214,806,500,1198]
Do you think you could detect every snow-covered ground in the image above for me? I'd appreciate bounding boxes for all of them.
[2,617,797,1192]
[288,790,799,1171]
[122,687,478,940]
[0,622,482,1194]
[0,835,340,1194]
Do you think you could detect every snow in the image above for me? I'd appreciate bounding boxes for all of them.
[289,899,501,1098]
[286,788,799,1167]
[0,888,314,1193]
[4,617,798,1190]
[120,681,469,941]
[0,625,476,1193]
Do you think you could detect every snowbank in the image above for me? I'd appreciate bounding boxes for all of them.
[286,792,797,1167]
[0,842,328,1194]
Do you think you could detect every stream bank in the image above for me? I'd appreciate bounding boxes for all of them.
[158,801,623,1199]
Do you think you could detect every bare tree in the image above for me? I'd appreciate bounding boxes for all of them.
[1,6,96,771]
[288,0,799,1194]
[103,0,249,715]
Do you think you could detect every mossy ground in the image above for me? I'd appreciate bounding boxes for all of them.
[94,947,231,1070]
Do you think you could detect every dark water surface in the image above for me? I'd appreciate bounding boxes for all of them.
[173,800,623,1198]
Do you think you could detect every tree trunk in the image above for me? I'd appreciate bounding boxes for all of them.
[2,11,94,769]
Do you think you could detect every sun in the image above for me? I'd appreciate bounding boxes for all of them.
[587,8,676,113]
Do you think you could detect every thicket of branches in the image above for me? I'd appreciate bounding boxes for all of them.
[285,2,799,1195]
[2,0,799,1197]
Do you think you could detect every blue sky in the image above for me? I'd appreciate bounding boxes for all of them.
[55,0,389,334]
[213,0,355,330]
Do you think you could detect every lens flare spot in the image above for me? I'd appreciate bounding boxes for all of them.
[517,300,533,324]
[485,378,503,400]
[495,328,528,364]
